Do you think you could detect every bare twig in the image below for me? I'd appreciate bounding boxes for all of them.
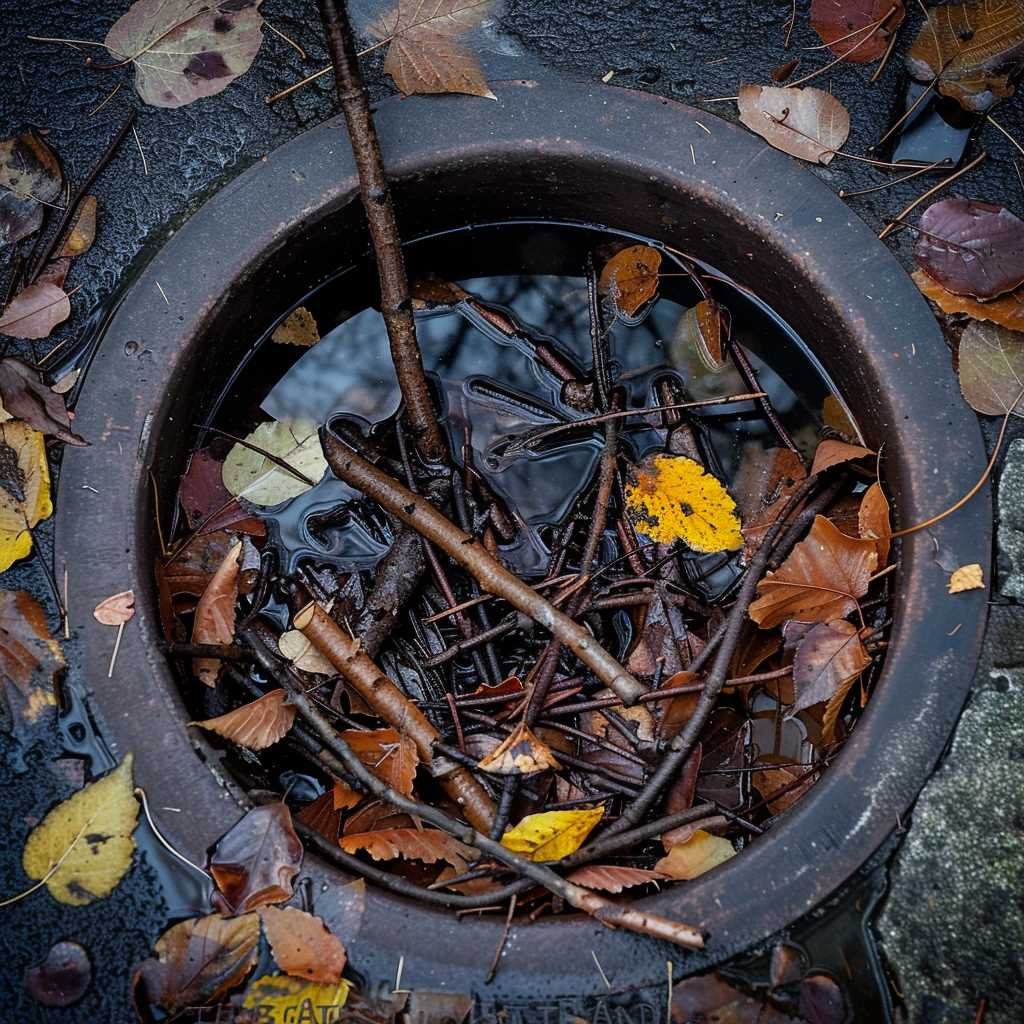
[879,151,987,239]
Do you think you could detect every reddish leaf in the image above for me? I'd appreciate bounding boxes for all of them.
[799,973,847,1024]
[259,906,346,984]
[671,973,796,1023]
[296,790,341,843]
[661,743,703,850]
[748,516,878,629]
[342,727,419,797]
[737,85,850,164]
[0,358,86,446]
[208,803,303,914]
[913,268,1024,332]
[566,864,668,893]
[810,0,905,62]
[192,539,241,686]
[340,827,476,870]
[0,283,70,340]
[468,675,524,700]
[915,198,1024,300]
[654,671,700,740]
[192,689,296,750]
[332,779,364,812]
[179,447,266,536]
[809,438,874,476]
[25,940,91,1009]
[791,620,871,715]
[342,799,413,836]
[154,529,235,641]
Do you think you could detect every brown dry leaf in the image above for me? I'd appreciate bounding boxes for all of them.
[0,283,70,340]
[737,85,850,164]
[192,539,242,686]
[272,306,320,347]
[341,727,419,797]
[476,720,561,776]
[810,0,905,62]
[192,689,296,750]
[0,358,86,446]
[739,448,808,562]
[56,195,97,258]
[340,827,476,871]
[948,563,985,593]
[655,829,736,879]
[671,973,797,1024]
[857,482,891,565]
[790,619,871,715]
[0,129,62,249]
[369,0,495,99]
[332,779,363,812]
[565,864,668,893]
[957,320,1024,417]
[500,805,604,861]
[258,906,346,984]
[914,268,1024,331]
[907,0,1024,112]
[752,763,816,816]
[208,803,303,914]
[749,515,878,629]
[598,244,662,317]
[655,671,701,740]
[0,420,52,573]
[92,590,135,626]
[809,438,874,476]
[296,790,341,843]
[132,913,260,1020]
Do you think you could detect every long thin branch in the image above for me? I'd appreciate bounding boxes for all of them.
[322,431,647,706]
[318,0,447,463]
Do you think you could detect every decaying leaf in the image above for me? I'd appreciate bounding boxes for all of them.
[598,244,662,317]
[0,590,63,737]
[278,628,336,674]
[192,539,241,686]
[0,420,52,573]
[56,195,97,258]
[179,447,266,536]
[0,358,86,446]
[790,620,871,715]
[192,689,296,750]
[857,482,891,565]
[0,282,70,340]
[748,515,878,629]
[296,790,341,843]
[476,720,561,776]
[915,199,1024,300]
[240,975,351,1023]
[948,562,985,593]
[809,438,874,476]
[737,85,850,164]
[566,864,668,893]
[625,454,743,552]
[655,829,736,879]
[0,129,63,249]
[132,912,260,1019]
[340,827,476,870]
[208,802,303,914]
[752,763,816,817]
[342,727,419,797]
[907,0,1024,112]
[259,906,346,983]
[913,268,1024,332]
[93,589,135,626]
[671,972,796,1024]
[222,418,326,507]
[957,320,1024,417]
[104,0,266,109]
[500,805,604,862]
[810,0,905,62]
[369,0,495,99]
[272,306,320,347]
[22,755,138,905]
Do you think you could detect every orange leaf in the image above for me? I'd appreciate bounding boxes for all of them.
[809,438,874,476]
[913,269,1024,332]
[857,481,891,565]
[655,829,735,879]
[810,0,905,62]
[0,589,63,736]
[566,864,668,893]
[191,540,241,686]
[340,827,476,870]
[259,906,346,984]
[598,244,662,317]
[790,619,871,715]
[333,779,363,812]
[296,790,341,843]
[341,727,419,797]
[476,720,561,776]
[748,516,878,629]
[192,689,296,750]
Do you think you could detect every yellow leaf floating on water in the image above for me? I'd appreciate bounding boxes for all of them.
[501,805,604,862]
[654,829,736,880]
[22,754,138,905]
[0,420,52,572]
[240,975,352,1023]
[625,455,743,552]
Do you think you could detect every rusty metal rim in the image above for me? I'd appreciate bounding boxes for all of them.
[54,80,990,1001]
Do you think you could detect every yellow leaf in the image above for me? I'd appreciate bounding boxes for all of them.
[500,805,604,862]
[222,419,326,507]
[948,563,985,594]
[654,829,735,880]
[22,754,138,905]
[625,455,742,552]
[0,420,52,572]
[240,975,352,1023]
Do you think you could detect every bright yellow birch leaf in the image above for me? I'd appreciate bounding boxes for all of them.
[240,975,351,1023]
[625,455,743,552]
[500,805,604,862]
[655,829,736,880]
[22,754,138,905]
[0,420,52,572]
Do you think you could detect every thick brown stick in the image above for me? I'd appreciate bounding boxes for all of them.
[322,432,647,706]
[292,593,495,833]
[318,0,447,463]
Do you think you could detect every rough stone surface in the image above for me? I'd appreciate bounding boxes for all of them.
[997,439,1024,601]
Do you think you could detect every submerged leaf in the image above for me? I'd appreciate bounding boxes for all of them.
[598,244,662,317]
[192,689,296,750]
[0,282,70,340]
[0,420,52,572]
[810,0,905,62]
[0,130,62,249]
[22,755,138,905]
[957,320,1024,417]
[913,268,1024,332]
[790,620,871,715]
[500,805,604,861]
[655,829,735,879]
[56,195,98,258]
[222,418,326,507]
[105,0,266,109]
[0,590,63,737]
[948,562,985,593]
[476,720,561,776]
[0,358,86,446]
[737,85,850,164]
[240,975,351,1023]
[259,906,346,983]
[192,539,241,686]
[625,454,743,552]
